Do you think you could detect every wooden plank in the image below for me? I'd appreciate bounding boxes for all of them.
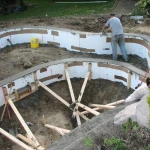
[77,72,90,103]
[0,128,34,150]
[45,124,71,134]
[42,115,46,125]
[34,72,38,91]
[80,100,125,115]
[78,112,89,121]
[17,134,36,148]
[7,99,40,147]
[88,63,92,80]
[39,81,70,107]
[89,104,116,109]
[65,70,81,126]
[45,124,65,136]
[15,90,19,101]
[127,71,131,89]
[77,103,100,116]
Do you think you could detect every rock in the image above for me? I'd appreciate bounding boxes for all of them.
[137,20,144,24]
[114,103,138,125]
[130,16,144,20]
[144,18,150,25]
[125,83,149,103]
[23,59,32,69]
[136,94,150,128]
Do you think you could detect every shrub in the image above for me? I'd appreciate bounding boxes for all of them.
[136,0,150,15]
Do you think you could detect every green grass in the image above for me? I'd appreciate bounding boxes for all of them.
[0,0,115,21]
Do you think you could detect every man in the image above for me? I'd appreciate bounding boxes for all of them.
[102,13,128,62]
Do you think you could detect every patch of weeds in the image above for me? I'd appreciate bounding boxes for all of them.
[104,136,126,150]
[122,118,138,132]
[139,144,150,150]
[83,136,94,147]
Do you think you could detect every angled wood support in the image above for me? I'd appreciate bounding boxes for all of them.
[45,124,71,134]
[17,134,35,148]
[89,104,116,109]
[65,69,81,126]
[78,112,89,121]
[39,81,70,108]
[127,71,131,89]
[0,128,34,150]
[7,98,41,148]
[80,99,125,115]
[77,103,100,116]
[77,72,90,103]
[45,124,66,136]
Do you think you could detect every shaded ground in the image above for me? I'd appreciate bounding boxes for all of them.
[0,44,148,80]
[0,79,133,150]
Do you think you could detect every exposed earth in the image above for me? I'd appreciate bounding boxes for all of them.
[0,0,150,150]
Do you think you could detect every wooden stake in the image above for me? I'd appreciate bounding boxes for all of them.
[0,128,33,150]
[15,90,19,101]
[89,104,116,109]
[7,98,41,147]
[65,69,81,126]
[127,71,131,89]
[77,72,90,103]
[88,63,92,80]
[45,124,65,136]
[78,112,89,121]
[80,99,125,115]
[34,72,38,91]
[17,134,36,148]
[45,124,71,134]
[42,115,46,125]
[39,81,70,108]
[77,103,100,116]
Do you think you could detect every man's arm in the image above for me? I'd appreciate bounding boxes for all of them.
[102,25,108,33]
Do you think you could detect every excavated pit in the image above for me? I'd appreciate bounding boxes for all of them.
[0,78,134,150]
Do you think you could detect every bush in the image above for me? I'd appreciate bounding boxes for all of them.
[136,0,150,15]
[104,136,126,150]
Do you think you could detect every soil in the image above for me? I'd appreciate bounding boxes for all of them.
[0,0,149,149]
[0,79,134,150]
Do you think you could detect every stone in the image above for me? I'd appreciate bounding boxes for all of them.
[114,103,138,125]
[23,59,32,69]
[130,16,144,20]
[136,94,150,128]
[125,83,149,103]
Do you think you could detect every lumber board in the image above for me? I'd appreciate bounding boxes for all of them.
[127,71,131,89]
[39,81,70,107]
[78,112,89,121]
[17,134,36,147]
[45,124,65,136]
[65,69,81,126]
[7,99,40,147]
[77,72,90,103]
[77,103,100,116]
[0,128,33,150]
[45,124,70,134]
[89,104,116,109]
[80,99,125,115]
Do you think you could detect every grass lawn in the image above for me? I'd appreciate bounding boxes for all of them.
[0,0,115,20]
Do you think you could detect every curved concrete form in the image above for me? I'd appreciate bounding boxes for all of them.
[0,27,149,150]
[0,27,149,107]
[0,27,150,66]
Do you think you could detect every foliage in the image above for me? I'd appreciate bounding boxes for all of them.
[135,0,150,15]
[83,136,94,147]
[0,0,115,20]
[104,136,126,150]
[139,144,150,150]
[122,118,138,132]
